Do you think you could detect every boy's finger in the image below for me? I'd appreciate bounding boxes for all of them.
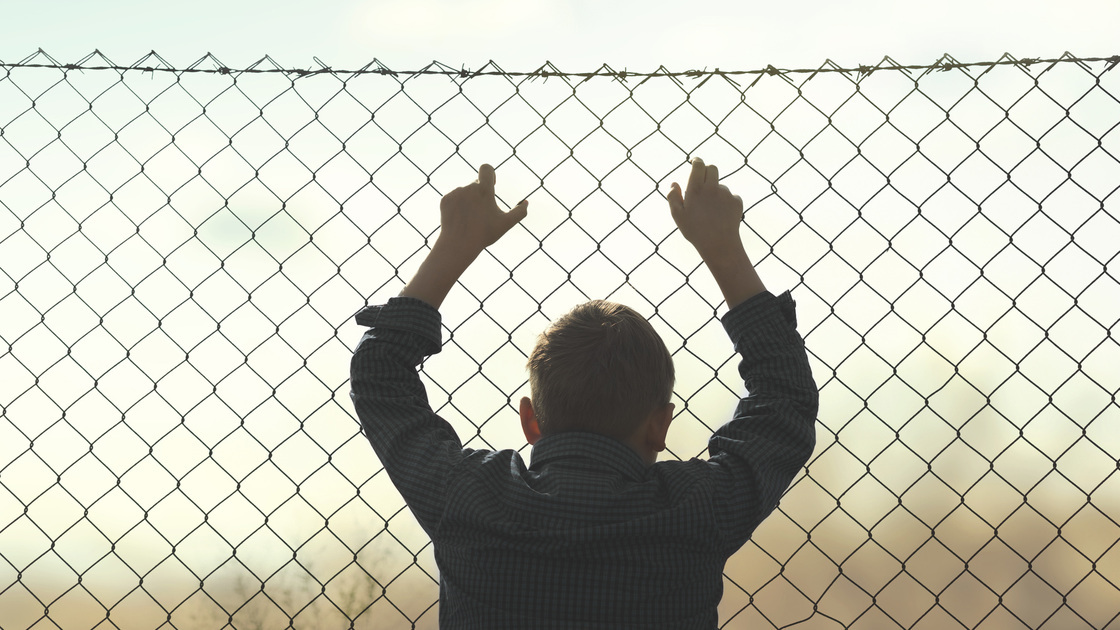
[705,163,719,185]
[477,164,497,195]
[686,158,706,195]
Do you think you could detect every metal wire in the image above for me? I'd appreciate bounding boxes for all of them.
[1,51,1118,629]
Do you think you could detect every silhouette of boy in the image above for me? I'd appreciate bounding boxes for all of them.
[351,158,818,628]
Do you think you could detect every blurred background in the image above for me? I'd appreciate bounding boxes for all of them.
[1,2,1118,628]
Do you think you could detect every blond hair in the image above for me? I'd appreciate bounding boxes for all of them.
[526,300,674,440]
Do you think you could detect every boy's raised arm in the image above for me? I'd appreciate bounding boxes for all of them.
[350,164,526,534]
[667,157,765,309]
[667,157,818,548]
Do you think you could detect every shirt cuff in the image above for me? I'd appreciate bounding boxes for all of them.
[720,290,798,336]
[354,297,443,350]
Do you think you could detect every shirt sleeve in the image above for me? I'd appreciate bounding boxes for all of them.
[349,296,466,536]
[706,290,819,549]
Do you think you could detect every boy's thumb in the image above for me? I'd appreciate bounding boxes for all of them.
[667,183,683,213]
[507,199,529,225]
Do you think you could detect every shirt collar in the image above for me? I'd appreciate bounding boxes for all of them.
[528,431,649,481]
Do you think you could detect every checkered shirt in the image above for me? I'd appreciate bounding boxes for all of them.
[350,290,818,629]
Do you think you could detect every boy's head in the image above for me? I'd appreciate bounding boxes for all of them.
[525,300,675,443]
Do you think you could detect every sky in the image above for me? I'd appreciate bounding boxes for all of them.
[1,0,1117,72]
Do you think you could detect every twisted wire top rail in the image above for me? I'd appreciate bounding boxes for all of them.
[3,50,1119,81]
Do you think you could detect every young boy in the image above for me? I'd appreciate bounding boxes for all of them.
[350,159,818,628]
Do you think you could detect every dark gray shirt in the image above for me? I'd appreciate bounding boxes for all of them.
[350,290,818,628]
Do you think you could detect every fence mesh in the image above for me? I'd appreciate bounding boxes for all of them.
[1,50,1119,629]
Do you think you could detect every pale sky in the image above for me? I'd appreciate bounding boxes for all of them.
[2,0,1116,71]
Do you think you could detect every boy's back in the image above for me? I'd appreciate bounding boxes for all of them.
[350,160,818,628]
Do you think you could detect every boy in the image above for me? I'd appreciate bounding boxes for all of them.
[350,159,818,628]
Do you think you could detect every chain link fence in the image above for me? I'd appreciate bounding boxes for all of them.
[1,50,1118,629]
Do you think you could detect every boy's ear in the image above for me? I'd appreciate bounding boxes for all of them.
[646,403,675,453]
[520,396,541,445]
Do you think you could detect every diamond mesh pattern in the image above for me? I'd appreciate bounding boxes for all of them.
[1,51,1119,629]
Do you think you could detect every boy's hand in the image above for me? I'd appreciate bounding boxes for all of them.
[436,163,528,261]
[667,158,765,308]
[398,163,527,309]
[667,158,744,263]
